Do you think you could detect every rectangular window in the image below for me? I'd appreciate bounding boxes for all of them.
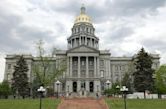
[7,74,11,80]
[8,64,11,69]
[115,65,118,70]
[81,70,86,77]
[100,70,104,78]
[81,61,85,66]
[72,70,78,77]
[100,60,104,66]
[74,61,77,66]
[89,70,94,77]
[89,61,93,66]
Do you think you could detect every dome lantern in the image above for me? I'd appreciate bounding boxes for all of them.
[74,5,92,24]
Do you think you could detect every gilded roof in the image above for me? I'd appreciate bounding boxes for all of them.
[74,5,92,24]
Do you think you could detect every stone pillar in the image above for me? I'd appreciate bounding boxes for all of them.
[85,37,87,45]
[97,57,99,77]
[94,56,96,78]
[77,80,81,92]
[94,80,101,95]
[74,38,76,47]
[66,81,72,93]
[70,56,72,77]
[90,38,92,47]
[86,56,89,78]
[79,37,81,45]
[78,56,80,78]
[67,57,69,77]
[86,81,89,92]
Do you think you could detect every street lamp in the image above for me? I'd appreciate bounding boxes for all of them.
[105,80,111,89]
[55,80,61,98]
[105,80,111,97]
[37,86,46,109]
[116,85,120,97]
[120,86,128,109]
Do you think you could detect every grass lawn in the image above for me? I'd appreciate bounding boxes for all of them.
[0,98,60,109]
[105,98,166,109]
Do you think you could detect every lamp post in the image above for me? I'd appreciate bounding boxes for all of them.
[105,80,111,97]
[105,80,111,89]
[120,86,128,109]
[116,85,120,97]
[37,86,46,109]
[55,80,61,98]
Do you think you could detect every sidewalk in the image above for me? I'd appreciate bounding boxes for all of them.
[57,98,109,109]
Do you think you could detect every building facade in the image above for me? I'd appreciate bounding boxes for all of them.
[4,6,160,97]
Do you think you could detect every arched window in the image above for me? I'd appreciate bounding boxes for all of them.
[86,28,88,32]
[78,27,80,32]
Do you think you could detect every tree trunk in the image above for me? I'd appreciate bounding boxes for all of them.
[158,93,161,99]
[144,91,146,99]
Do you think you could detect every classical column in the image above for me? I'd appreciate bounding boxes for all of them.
[86,81,89,92]
[86,56,89,78]
[78,56,80,78]
[97,57,99,77]
[74,38,76,47]
[77,81,81,92]
[94,56,96,78]
[67,57,70,77]
[90,38,92,47]
[85,37,87,45]
[79,37,81,45]
[70,56,72,77]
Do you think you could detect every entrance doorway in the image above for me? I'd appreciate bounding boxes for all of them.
[73,82,77,92]
[89,81,94,92]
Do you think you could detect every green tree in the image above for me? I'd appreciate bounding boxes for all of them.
[32,40,66,96]
[133,48,154,99]
[12,55,29,98]
[121,73,132,93]
[0,81,11,99]
[155,65,166,98]
[104,82,120,96]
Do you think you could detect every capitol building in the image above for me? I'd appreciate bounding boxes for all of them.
[4,6,160,97]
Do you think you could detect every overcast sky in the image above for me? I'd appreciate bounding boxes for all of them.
[0,0,166,82]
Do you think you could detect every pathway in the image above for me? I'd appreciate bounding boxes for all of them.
[57,98,109,109]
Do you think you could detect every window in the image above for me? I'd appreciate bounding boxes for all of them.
[81,81,85,88]
[72,70,78,77]
[89,61,93,66]
[81,61,85,66]
[73,61,77,66]
[100,60,104,66]
[8,64,11,69]
[89,70,94,77]
[7,74,11,80]
[115,65,118,70]
[100,70,104,78]
[81,70,86,77]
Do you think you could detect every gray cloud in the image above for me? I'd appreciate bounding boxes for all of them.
[0,0,166,60]
[142,39,166,52]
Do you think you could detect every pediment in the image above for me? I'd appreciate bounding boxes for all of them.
[67,45,99,53]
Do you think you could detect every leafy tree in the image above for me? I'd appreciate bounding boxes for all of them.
[133,48,154,99]
[121,73,132,93]
[104,82,120,96]
[12,55,29,98]
[155,65,166,98]
[32,40,66,96]
[0,81,11,99]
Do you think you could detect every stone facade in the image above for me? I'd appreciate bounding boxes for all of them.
[4,6,160,97]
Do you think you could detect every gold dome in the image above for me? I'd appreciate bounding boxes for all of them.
[74,5,92,24]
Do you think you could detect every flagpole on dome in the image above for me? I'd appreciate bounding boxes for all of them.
[81,3,86,14]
